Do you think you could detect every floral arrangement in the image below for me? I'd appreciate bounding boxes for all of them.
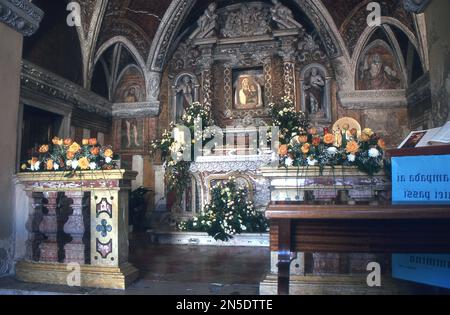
[269,96,310,145]
[177,179,269,242]
[21,137,119,174]
[278,125,387,176]
[150,101,213,204]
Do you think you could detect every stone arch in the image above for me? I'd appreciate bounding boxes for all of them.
[93,36,149,101]
[351,18,422,90]
[145,0,353,99]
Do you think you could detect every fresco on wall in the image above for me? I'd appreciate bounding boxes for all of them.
[114,66,146,103]
[356,40,403,90]
[121,118,144,150]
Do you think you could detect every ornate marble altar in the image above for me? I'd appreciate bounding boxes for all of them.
[15,170,138,289]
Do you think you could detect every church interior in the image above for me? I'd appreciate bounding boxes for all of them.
[0,0,449,296]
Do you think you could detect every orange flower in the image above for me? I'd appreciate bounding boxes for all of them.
[104,148,114,158]
[301,143,311,154]
[90,147,100,156]
[88,138,98,146]
[38,144,49,153]
[298,135,308,143]
[82,139,89,145]
[312,137,321,146]
[308,127,317,135]
[377,139,386,149]
[52,137,63,145]
[63,138,74,146]
[66,151,75,160]
[46,159,54,171]
[346,141,360,154]
[278,144,288,156]
[68,142,81,153]
[323,133,334,145]
[78,157,90,170]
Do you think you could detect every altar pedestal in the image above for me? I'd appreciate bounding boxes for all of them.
[260,166,395,294]
[15,170,138,290]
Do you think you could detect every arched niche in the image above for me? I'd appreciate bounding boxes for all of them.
[170,72,200,122]
[299,63,332,123]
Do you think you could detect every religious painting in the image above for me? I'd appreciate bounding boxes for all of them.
[356,40,403,90]
[120,118,144,151]
[233,68,263,110]
[114,66,146,103]
[300,64,331,122]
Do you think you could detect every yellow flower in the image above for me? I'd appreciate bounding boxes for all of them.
[78,157,90,170]
[301,143,311,154]
[82,139,89,145]
[68,142,81,153]
[360,133,370,142]
[46,159,54,171]
[346,141,360,154]
[363,128,374,137]
[298,135,308,143]
[104,148,114,158]
[52,137,63,146]
[21,164,27,170]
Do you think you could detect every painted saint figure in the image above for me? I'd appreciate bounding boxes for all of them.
[360,53,400,90]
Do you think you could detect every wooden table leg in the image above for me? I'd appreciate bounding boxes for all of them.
[278,219,292,295]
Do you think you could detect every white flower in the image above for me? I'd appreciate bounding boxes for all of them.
[285,157,294,167]
[105,157,112,163]
[34,161,41,171]
[307,157,318,166]
[348,154,356,162]
[66,160,73,167]
[368,148,380,158]
[71,160,79,170]
[327,147,338,156]
[89,162,97,170]
[53,164,59,171]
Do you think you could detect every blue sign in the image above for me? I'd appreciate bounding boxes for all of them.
[392,254,450,289]
[391,155,450,205]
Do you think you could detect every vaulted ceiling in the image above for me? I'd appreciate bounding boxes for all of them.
[24,0,419,94]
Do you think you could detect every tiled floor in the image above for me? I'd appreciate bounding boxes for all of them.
[0,233,270,295]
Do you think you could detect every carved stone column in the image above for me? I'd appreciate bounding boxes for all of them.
[198,45,214,107]
[24,192,45,261]
[280,37,298,102]
[38,191,59,262]
[63,191,86,265]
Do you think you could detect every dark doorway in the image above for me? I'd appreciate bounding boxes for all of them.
[20,105,63,162]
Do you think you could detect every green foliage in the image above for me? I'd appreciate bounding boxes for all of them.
[178,179,269,242]
[269,96,310,145]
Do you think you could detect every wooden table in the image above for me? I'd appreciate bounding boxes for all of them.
[266,202,450,295]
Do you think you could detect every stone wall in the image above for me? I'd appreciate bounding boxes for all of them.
[425,0,450,127]
[0,22,23,275]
